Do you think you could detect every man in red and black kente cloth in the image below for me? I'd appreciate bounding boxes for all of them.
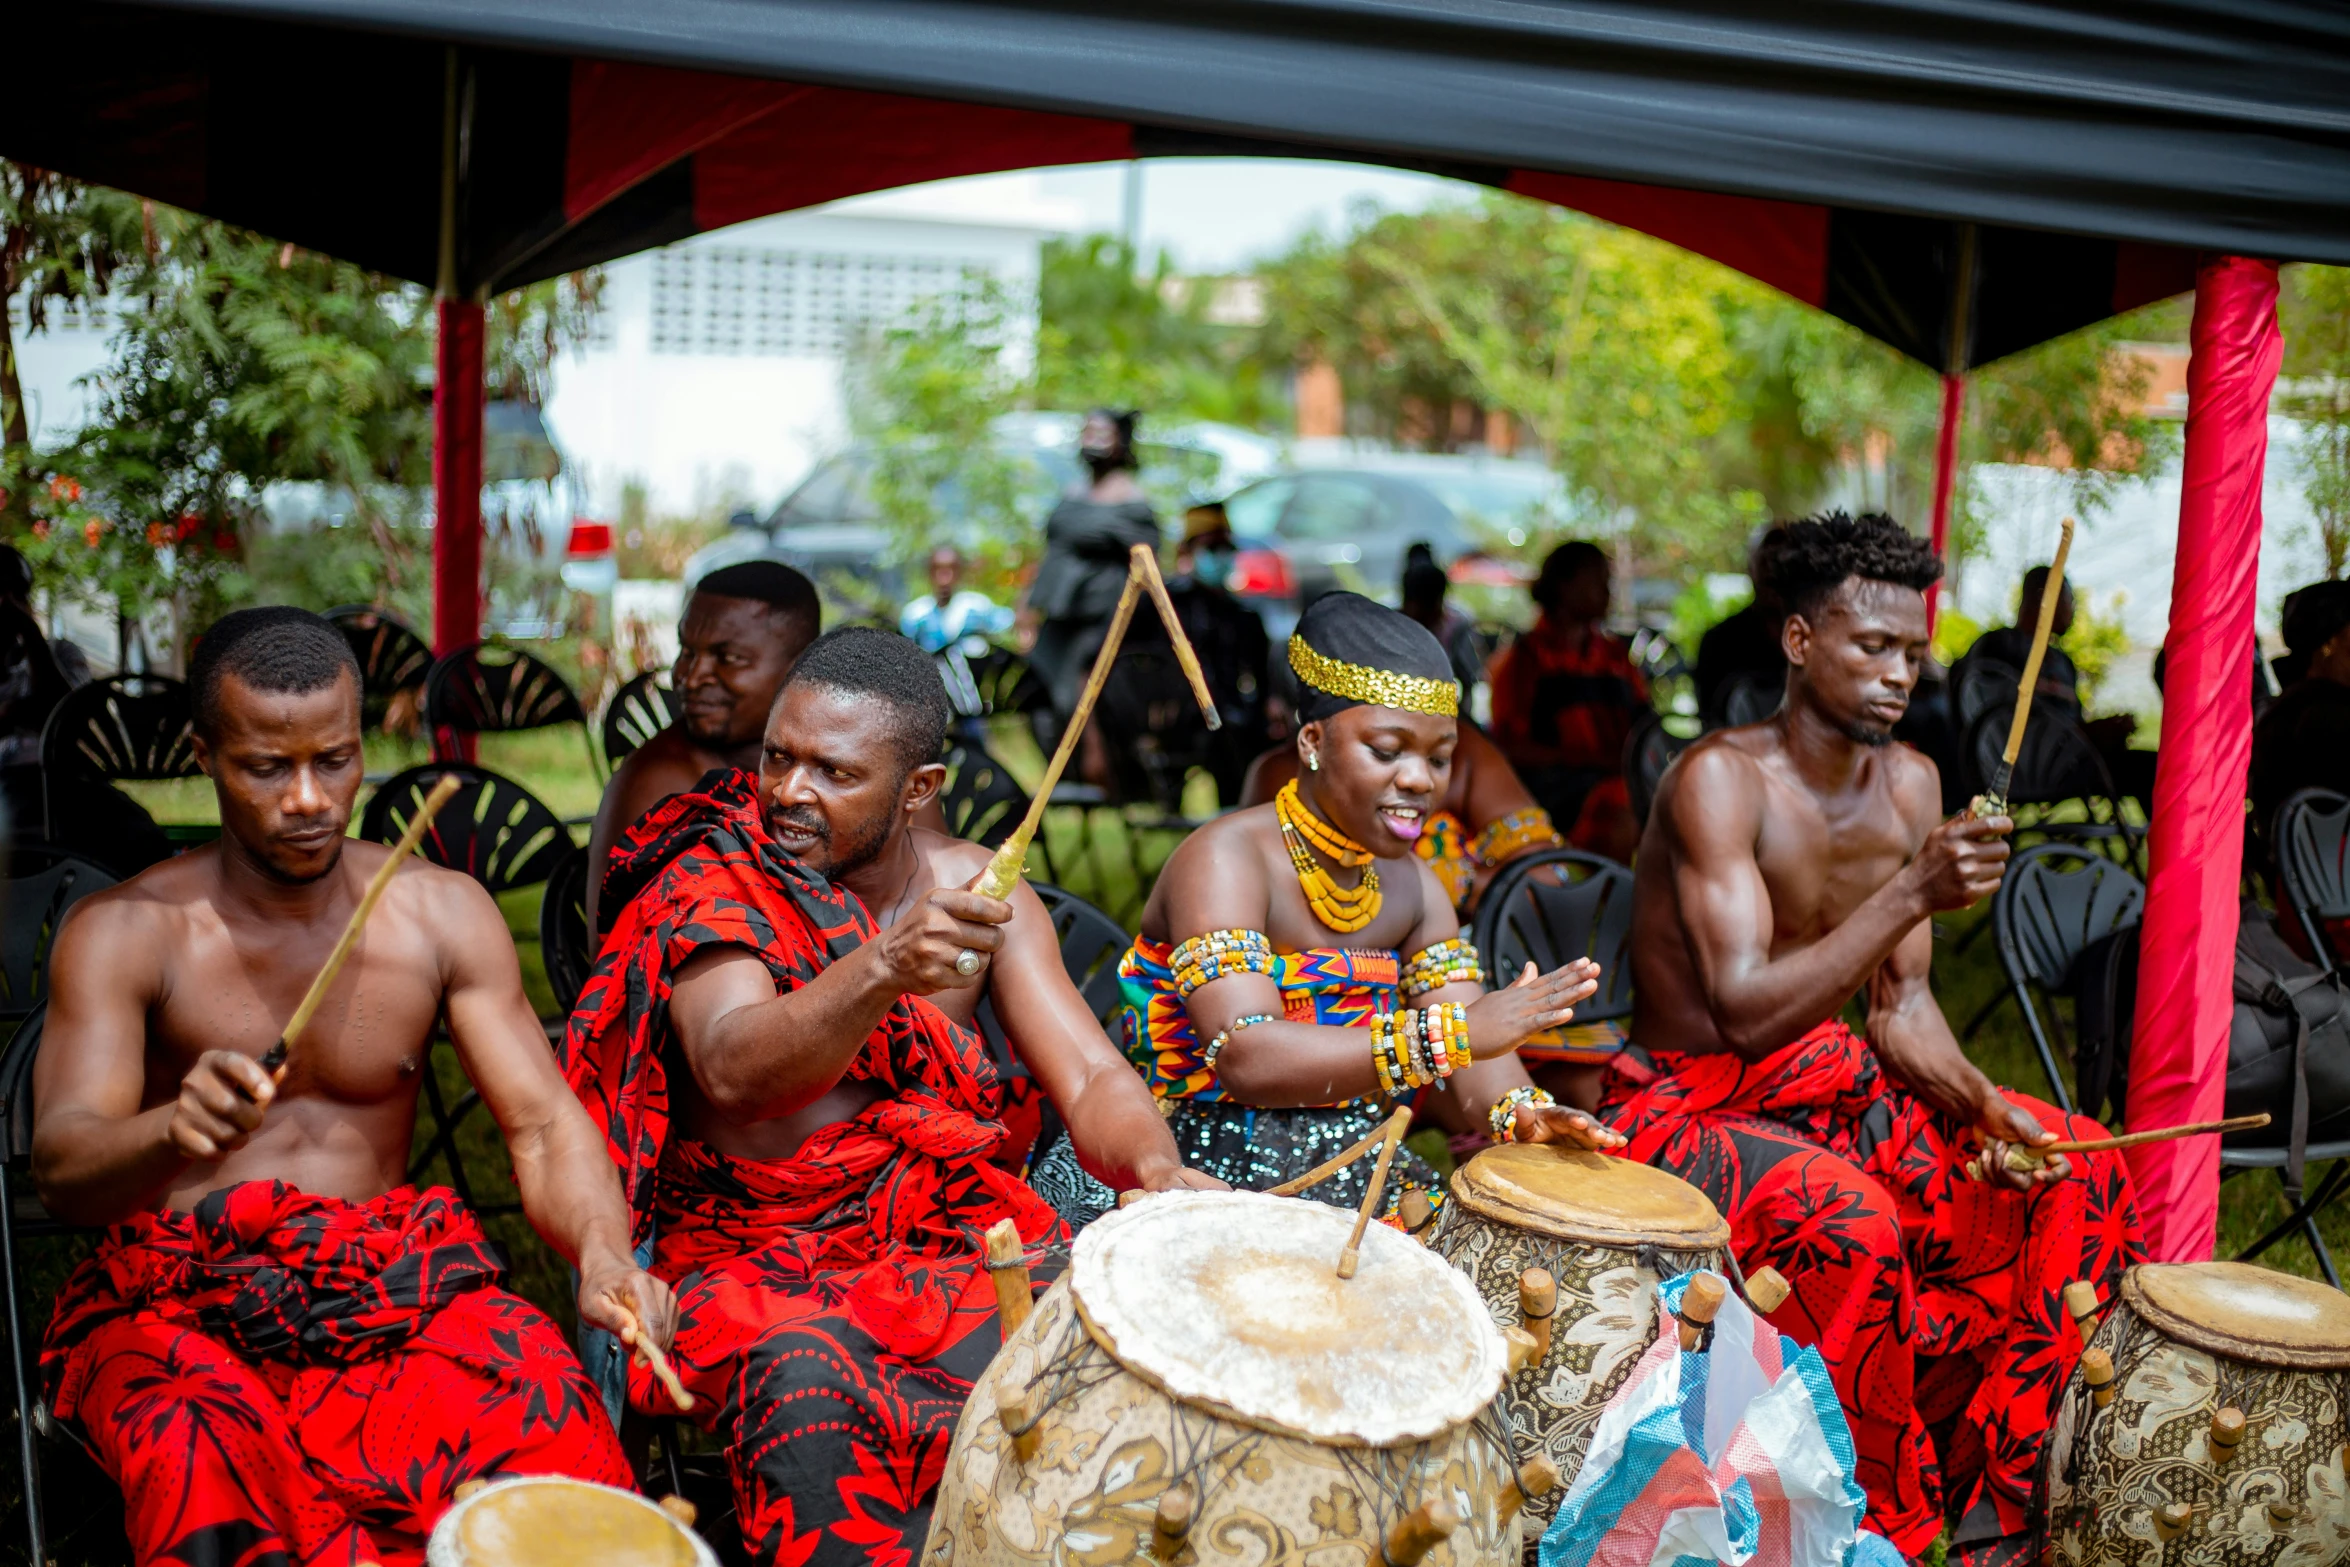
[32,607,673,1567]
[566,626,1214,1567]
[1614,514,2143,1566]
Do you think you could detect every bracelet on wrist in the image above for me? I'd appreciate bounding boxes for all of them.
[1488,1085,1556,1143]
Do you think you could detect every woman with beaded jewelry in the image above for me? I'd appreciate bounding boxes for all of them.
[1115,592,1624,1212]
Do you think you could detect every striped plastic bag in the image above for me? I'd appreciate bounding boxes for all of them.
[1537,1271,1894,1567]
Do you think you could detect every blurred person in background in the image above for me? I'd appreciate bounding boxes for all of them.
[2253,578,2350,959]
[1026,409,1160,734]
[1695,524,1790,727]
[1400,541,1488,701]
[1487,540,1646,862]
[900,544,1013,653]
[1960,565,2154,807]
[1167,503,1274,806]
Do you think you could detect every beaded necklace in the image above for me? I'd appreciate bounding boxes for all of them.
[1275,780,1381,933]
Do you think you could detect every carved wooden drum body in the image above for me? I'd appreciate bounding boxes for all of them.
[1426,1146,1728,1531]
[2044,1261,2350,1565]
[426,1476,717,1567]
[923,1189,1530,1567]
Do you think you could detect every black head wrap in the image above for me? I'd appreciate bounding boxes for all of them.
[1287,591,1460,723]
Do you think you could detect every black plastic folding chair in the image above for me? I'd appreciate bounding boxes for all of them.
[37,673,201,844]
[1951,653,2021,732]
[602,671,677,768]
[1714,670,1781,729]
[0,847,115,1026]
[1978,842,2146,1116]
[1622,712,1692,832]
[2275,787,2350,973]
[1960,699,2138,867]
[541,842,595,1018]
[0,1006,70,1567]
[938,740,1058,882]
[1471,848,1637,1026]
[324,604,433,731]
[423,643,597,776]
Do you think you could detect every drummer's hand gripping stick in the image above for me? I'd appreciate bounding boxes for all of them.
[975,544,1220,901]
[608,1296,695,1413]
[1971,515,2074,822]
[260,772,463,1078]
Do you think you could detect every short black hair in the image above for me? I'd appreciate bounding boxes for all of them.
[1534,540,1608,608]
[189,606,360,736]
[783,626,951,775]
[695,561,822,640]
[1764,512,1943,621]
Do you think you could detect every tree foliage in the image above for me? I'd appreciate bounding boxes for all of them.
[2281,264,2350,578]
[1032,235,1277,426]
[0,165,145,516]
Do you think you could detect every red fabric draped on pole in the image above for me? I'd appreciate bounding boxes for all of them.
[2124,255,2281,1262]
[432,297,484,656]
[1926,374,1965,631]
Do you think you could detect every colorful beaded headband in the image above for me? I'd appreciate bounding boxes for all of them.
[1286,635,1460,718]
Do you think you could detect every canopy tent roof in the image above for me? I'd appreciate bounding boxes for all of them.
[10,1,2349,371]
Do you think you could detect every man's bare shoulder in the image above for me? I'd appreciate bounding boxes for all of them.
[52,847,211,950]
[608,727,720,810]
[911,826,995,886]
[364,841,503,947]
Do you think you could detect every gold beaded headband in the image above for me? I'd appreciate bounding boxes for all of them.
[1287,634,1460,718]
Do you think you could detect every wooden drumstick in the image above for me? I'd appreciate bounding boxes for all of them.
[1337,1107,1412,1280]
[1130,543,1222,732]
[1677,1273,1728,1352]
[1519,1269,1556,1362]
[609,1297,695,1413]
[1744,1266,1792,1316]
[1268,1110,1406,1197]
[1383,1498,1459,1567]
[1973,516,2074,820]
[1498,1456,1560,1524]
[985,1217,1034,1342]
[1999,1113,2270,1173]
[261,772,463,1077]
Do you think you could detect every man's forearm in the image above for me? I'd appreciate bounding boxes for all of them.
[1868,988,1996,1121]
[34,1108,189,1227]
[511,1114,639,1271]
[1060,1064,1184,1189]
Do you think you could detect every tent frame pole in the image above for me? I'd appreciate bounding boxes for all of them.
[430,46,484,668]
[1925,223,1976,634]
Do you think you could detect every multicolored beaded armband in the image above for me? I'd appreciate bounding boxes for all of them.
[1472,807,1565,867]
[1400,937,1484,999]
[1170,928,1279,1000]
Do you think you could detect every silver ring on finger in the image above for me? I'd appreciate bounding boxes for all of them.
[954,948,984,978]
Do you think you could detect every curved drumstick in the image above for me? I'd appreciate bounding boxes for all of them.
[608,1295,695,1413]
[261,772,463,1077]
[1995,1112,2270,1174]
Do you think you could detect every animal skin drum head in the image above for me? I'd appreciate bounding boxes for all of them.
[1071,1188,1506,1446]
[1450,1144,1729,1249]
[425,1476,716,1567]
[2123,1260,2350,1369]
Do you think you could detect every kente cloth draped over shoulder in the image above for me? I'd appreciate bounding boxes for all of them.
[1602,1021,2143,1559]
[563,772,1066,1567]
[1116,935,1439,1209]
[41,1181,625,1567]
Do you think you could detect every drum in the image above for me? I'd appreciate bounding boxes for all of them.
[2044,1260,2350,1564]
[426,1476,716,1567]
[1426,1144,1729,1531]
[924,1188,1535,1567]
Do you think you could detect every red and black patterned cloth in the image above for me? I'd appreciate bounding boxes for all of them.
[1603,1020,2143,1561]
[565,772,1065,1567]
[40,1180,627,1567]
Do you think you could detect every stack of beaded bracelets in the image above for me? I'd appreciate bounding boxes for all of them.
[1171,928,1279,999]
[1371,1002,1471,1094]
[1399,936,1484,1000]
[1487,1084,1556,1142]
[1203,1013,1275,1073]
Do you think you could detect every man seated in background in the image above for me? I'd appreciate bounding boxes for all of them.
[1168,502,1275,805]
[1400,541,1488,699]
[1959,564,2152,806]
[1612,515,2139,1567]
[1695,523,1790,726]
[567,626,1212,1567]
[35,606,668,1567]
[2253,578,2350,959]
[1486,540,1645,861]
[587,560,821,932]
[899,544,1013,653]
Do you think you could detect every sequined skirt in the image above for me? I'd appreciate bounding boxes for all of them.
[1162,1098,1439,1213]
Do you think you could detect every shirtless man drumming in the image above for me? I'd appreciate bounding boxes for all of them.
[34,606,672,1567]
[1610,514,2142,1567]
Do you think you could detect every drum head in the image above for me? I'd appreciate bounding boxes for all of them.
[2125,1261,2350,1370]
[1071,1189,1505,1446]
[426,1477,715,1567]
[1449,1145,1729,1249]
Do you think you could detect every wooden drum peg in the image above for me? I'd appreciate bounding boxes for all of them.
[1118,1189,1146,1208]
[985,1218,1033,1343]
[994,1376,1043,1463]
[2209,1407,2247,1465]
[1399,1189,1434,1236]
[659,1495,699,1528]
[1152,1481,1197,1562]
[2152,1501,2194,1542]
[1677,1273,1728,1352]
[2063,1280,2102,1343]
[2269,1503,2305,1528]
[1519,1268,1556,1361]
[2081,1348,2117,1409]
[1744,1266,1792,1316]
[1383,1499,1460,1567]
[1499,1457,1561,1524]
[1503,1326,1542,1375]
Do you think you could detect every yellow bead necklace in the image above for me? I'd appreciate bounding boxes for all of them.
[1275,781,1381,933]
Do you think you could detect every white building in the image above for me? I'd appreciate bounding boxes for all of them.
[544,178,1079,522]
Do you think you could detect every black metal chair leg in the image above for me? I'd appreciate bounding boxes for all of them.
[413,1057,478,1206]
[2236,1161,2350,1286]
[0,1165,46,1567]
[660,1419,685,1500]
[2014,983,2076,1114]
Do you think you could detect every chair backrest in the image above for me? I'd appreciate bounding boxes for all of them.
[0,847,115,1024]
[939,739,1030,851]
[602,671,677,766]
[973,882,1130,1073]
[324,604,432,727]
[1471,848,1637,1022]
[540,842,594,1015]
[0,1005,46,1163]
[1961,698,2116,807]
[1993,840,2146,993]
[358,763,572,893]
[40,673,199,782]
[1718,670,1781,728]
[2275,787,2350,971]
[1623,712,1691,830]
[1953,655,2021,731]
[423,644,588,736]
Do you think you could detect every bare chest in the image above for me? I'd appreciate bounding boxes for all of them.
[1751,788,1916,947]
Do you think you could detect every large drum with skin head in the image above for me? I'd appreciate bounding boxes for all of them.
[2043,1261,2350,1564]
[425,1476,717,1567]
[1426,1144,1729,1533]
[923,1189,1534,1567]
